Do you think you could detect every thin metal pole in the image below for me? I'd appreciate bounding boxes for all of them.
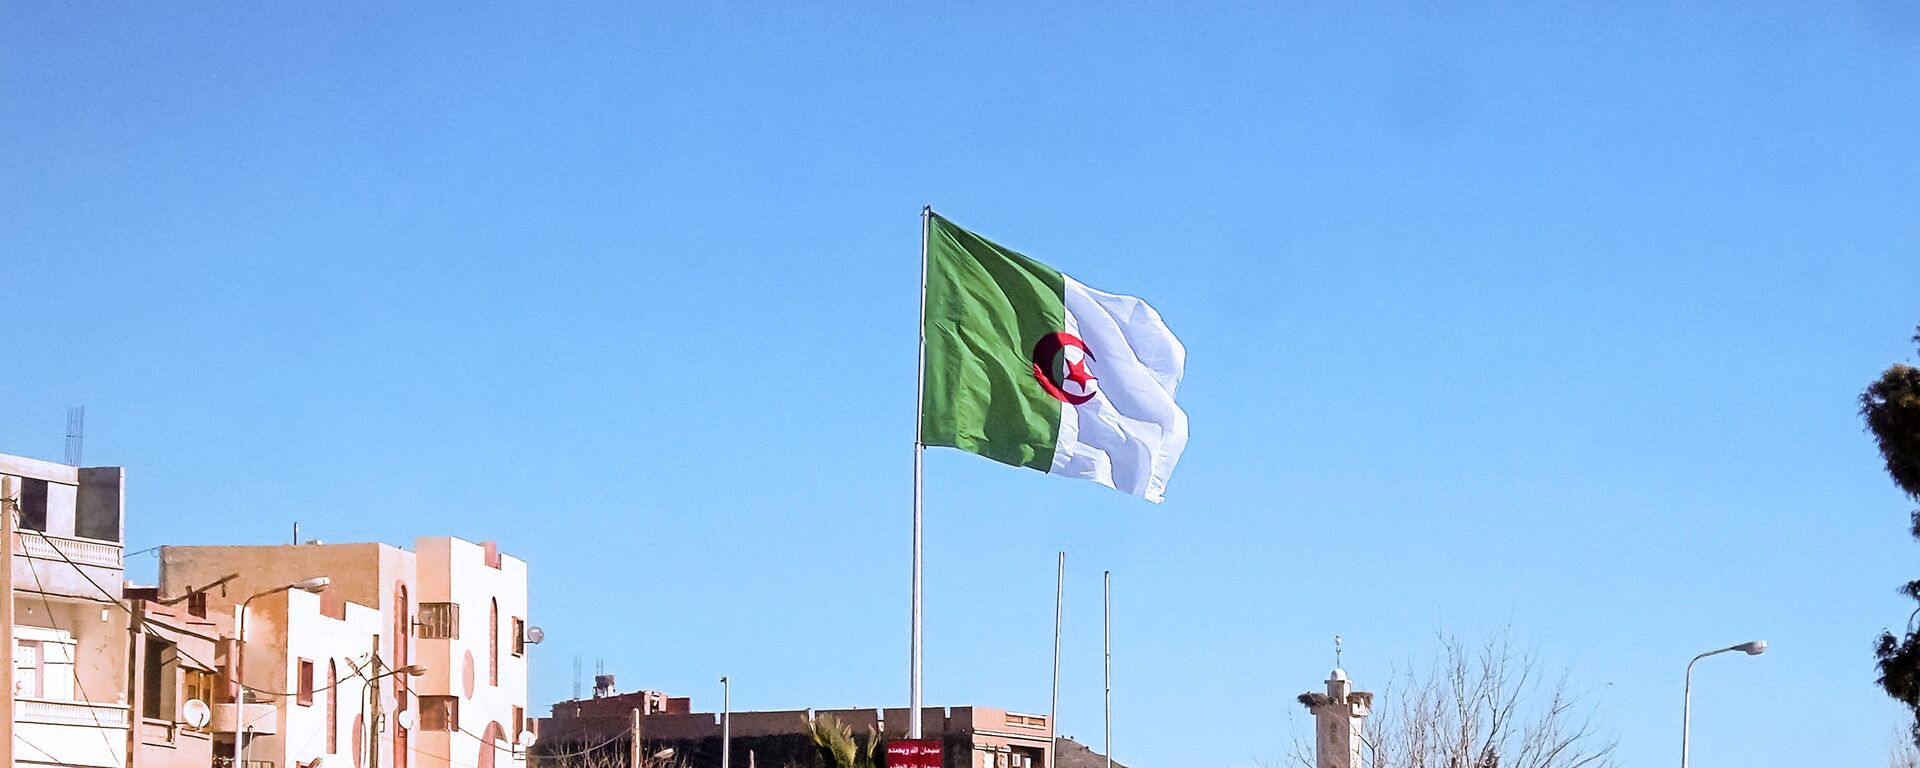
[630,708,641,768]
[910,205,931,739]
[1048,552,1064,768]
[2,477,15,768]
[1103,571,1112,768]
[1680,659,1694,768]
[721,676,732,768]
[235,599,250,768]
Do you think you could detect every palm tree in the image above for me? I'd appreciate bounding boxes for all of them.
[807,714,885,768]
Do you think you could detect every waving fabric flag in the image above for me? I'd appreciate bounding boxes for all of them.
[919,212,1188,502]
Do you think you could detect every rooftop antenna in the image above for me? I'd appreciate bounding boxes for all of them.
[64,407,85,466]
[1334,635,1343,669]
[572,656,583,700]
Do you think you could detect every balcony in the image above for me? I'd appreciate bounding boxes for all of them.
[12,530,125,604]
[16,531,123,568]
[13,697,130,768]
[211,702,279,735]
[212,759,277,768]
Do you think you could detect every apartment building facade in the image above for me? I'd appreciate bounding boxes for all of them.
[4,452,131,768]
[158,537,531,768]
[125,589,222,768]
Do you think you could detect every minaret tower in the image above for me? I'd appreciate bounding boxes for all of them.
[1298,639,1372,768]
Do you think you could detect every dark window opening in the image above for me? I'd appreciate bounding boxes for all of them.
[18,478,47,532]
[142,636,171,718]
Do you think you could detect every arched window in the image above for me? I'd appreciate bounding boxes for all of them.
[488,598,499,687]
[477,721,506,768]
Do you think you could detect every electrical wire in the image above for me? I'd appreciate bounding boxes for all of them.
[28,528,361,699]
[512,729,630,760]
[18,529,131,759]
[26,524,537,767]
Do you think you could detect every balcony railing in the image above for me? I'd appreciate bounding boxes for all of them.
[211,702,279,735]
[15,531,124,569]
[14,697,132,727]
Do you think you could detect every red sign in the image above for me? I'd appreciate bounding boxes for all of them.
[886,739,942,768]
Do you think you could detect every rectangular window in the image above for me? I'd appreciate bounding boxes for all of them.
[15,633,76,700]
[142,636,172,718]
[419,695,459,732]
[511,618,526,657]
[183,669,216,729]
[18,478,47,532]
[187,591,209,618]
[296,659,315,706]
[511,706,524,737]
[416,603,459,639]
[15,639,42,698]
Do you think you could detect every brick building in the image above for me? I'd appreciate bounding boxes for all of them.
[534,681,1051,768]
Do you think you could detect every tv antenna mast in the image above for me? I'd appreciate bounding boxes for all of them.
[64,407,85,465]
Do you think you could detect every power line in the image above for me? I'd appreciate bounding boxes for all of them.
[19,532,129,759]
[27,529,359,699]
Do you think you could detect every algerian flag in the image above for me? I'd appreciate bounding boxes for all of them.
[920,212,1188,502]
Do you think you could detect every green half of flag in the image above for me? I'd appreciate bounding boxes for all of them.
[920,213,1066,471]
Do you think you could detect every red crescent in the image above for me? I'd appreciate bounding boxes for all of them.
[1031,331,1097,405]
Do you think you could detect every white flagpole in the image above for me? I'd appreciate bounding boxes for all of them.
[1103,570,1112,768]
[1048,552,1065,768]
[910,205,931,740]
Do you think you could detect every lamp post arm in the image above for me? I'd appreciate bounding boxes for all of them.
[1681,647,1740,768]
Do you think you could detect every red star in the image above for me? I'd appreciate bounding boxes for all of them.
[1064,357,1097,388]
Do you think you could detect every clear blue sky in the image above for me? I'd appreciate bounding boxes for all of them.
[5,3,1918,765]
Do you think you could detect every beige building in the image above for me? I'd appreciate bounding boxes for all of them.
[159,537,532,768]
[4,452,131,768]
[126,590,222,768]
[537,683,1053,768]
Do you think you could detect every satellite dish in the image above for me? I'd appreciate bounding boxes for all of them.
[524,626,545,645]
[182,699,212,729]
[518,731,537,747]
[395,710,417,731]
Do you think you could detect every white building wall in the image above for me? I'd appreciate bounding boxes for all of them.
[272,591,383,768]
[7,454,130,768]
[413,538,528,768]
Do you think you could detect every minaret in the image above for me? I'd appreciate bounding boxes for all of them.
[1298,667,1371,768]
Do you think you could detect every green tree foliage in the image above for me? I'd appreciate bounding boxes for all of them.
[1865,326,1920,744]
[807,714,884,768]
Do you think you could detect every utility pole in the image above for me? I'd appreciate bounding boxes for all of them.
[629,708,641,768]
[368,638,382,768]
[3,476,15,768]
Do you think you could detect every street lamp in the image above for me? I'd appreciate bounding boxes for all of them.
[374,663,428,681]
[720,676,732,768]
[1681,639,1766,768]
[356,658,425,768]
[234,577,331,768]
